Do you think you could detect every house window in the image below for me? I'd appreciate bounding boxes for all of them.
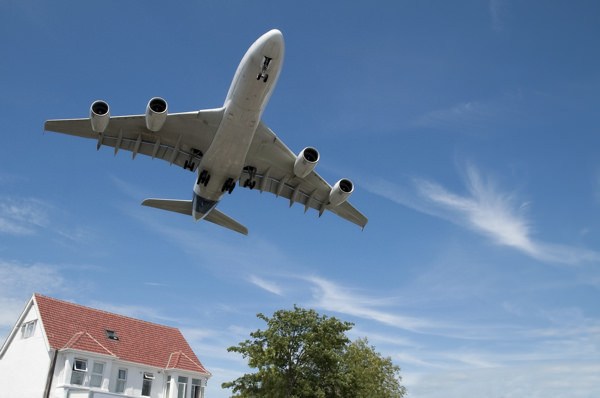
[142,372,154,396]
[165,376,172,398]
[21,320,37,339]
[116,368,127,393]
[191,378,203,398]
[89,362,105,388]
[70,358,88,385]
[177,376,188,398]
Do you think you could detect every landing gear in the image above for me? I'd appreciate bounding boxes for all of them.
[184,149,202,172]
[184,160,195,171]
[257,73,269,83]
[197,170,210,187]
[222,178,236,194]
[242,166,257,190]
[257,56,272,83]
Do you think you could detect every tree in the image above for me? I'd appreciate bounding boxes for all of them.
[341,338,406,398]
[223,306,406,398]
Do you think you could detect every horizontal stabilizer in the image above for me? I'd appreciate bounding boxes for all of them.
[142,198,193,216]
[141,198,248,235]
[204,209,249,235]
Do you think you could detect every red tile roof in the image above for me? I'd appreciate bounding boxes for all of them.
[34,294,209,375]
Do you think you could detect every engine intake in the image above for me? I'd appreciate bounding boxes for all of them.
[145,97,168,132]
[328,178,354,207]
[293,147,319,178]
[90,100,110,133]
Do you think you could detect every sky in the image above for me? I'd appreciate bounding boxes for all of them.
[1,1,599,397]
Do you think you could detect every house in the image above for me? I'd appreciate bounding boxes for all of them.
[0,294,211,398]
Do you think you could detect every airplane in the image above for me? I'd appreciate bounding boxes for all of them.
[44,29,367,235]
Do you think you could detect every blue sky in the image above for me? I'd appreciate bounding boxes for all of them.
[1,1,599,397]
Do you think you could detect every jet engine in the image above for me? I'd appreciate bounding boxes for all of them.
[328,178,354,207]
[90,100,110,133]
[293,147,319,178]
[145,97,168,132]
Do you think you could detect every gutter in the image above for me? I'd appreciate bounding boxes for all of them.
[43,349,59,398]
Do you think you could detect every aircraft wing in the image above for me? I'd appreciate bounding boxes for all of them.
[242,122,368,228]
[44,108,225,170]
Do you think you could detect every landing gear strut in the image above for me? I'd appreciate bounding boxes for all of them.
[243,166,257,190]
[257,56,272,82]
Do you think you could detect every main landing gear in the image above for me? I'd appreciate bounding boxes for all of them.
[242,166,257,190]
[257,56,272,82]
[184,149,203,171]
[222,178,236,194]
[197,170,210,187]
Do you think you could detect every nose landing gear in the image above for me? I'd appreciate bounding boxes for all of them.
[257,56,272,83]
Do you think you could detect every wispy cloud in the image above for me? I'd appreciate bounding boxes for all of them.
[364,164,600,265]
[304,275,438,332]
[0,197,49,235]
[248,275,283,296]
[489,0,509,32]
[0,260,66,333]
[412,101,494,131]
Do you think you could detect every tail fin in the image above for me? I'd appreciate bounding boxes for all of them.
[141,199,248,235]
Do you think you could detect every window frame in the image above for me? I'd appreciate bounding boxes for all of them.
[20,320,37,339]
[89,361,105,388]
[70,358,88,386]
[142,372,154,397]
[115,368,128,393]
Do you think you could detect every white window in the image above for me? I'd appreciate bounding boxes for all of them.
[142,372,154,397]
[165,376,172,398]
[177,376,188,398]
[70,358,88,385]
[20,320,37,339]
[116,368,127,393]
[89,362,105,388]
[191,378,203,398]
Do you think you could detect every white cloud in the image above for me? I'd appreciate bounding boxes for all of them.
[364,164,600,265]
[304,275,438,332]
[0,260,66,337]
[248,275,283,296]
[412,101,493,131]
[407,363,600,398]
[0,197,50,235]
[489,0,509,33]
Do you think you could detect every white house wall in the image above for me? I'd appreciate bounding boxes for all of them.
[0,303,51,398]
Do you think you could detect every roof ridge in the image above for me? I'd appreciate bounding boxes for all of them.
[34,293,179,331]
[62,331,85,349]
[167,350,209,374]
[61,331,116,357]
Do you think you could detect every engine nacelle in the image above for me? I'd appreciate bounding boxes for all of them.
[145,97,168,132]
[90,100,110,133]
[328,178,354,207]
[293,147,319,178]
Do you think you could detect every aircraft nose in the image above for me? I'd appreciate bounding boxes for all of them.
[260,29,284,58]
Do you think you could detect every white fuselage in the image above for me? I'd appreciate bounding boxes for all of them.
[192,29,284,220]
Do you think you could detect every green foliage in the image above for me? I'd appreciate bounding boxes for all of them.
[342,338,407,398]
[223,306,406,398]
